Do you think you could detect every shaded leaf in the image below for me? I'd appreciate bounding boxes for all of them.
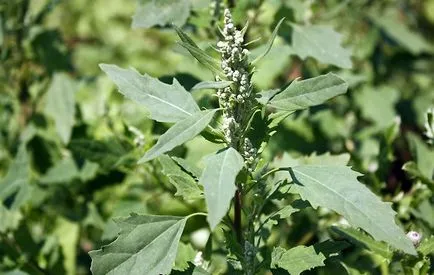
[40,158,80,185]
[200,148,244,230]
[268,73,348,112]
[418,236,434,256]
[290,24,352,68]
[159,155,202,200]
[90,214,187,275]
[100,64,200,123]
[271,245,326,275]
[132,0,191,29]
[288,165,416,255]
[139,109,218,163]
[44,73,76,144]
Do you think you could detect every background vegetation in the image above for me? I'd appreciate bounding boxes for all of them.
[0,0,433,274]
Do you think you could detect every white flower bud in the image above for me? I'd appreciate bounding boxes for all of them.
[406,231,422,247]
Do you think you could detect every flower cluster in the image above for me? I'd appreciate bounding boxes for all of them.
[242,138,257,172]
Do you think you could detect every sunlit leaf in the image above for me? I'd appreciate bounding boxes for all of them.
[132,0,191,29]
[271,245,326,275]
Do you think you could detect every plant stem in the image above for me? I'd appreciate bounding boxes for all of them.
[234,188,242,242]
[228,0,235,8]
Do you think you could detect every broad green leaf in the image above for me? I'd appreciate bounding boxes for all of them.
[200,147,244,230]
[44,73,76,144]
[100,64,200,123]
[139,109,218,163]
[290,24,352,68]
[90,214,187,275]
[257,89,280,105]
[40,158,80,185]
[191,81,233,90]
[407,132,434,180]
[252,18,285,65]
[268,73,348,112]
[331,226,393,259]
[132,0,191,29]
[174,27,223,77]
[0,145,30,210]
[288,165,417,255]
[159,155,202,200]
[418,235,434,256]
[271,245,326,275]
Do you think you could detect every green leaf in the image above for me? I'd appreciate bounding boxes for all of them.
[0,145,30,210]
[407,132,434,180]
[40,158,80,185]
[252,18,285,65]
[268,73,348,112]
[0,204,22,233]
[140,109,218,163]
[172,156,202,179]
[173,242,196,271]
[54,218,80,275]
[287,165,417,255]
[290,24,352,68]
[90,214,187,275]
[100,64,200,123]
[200,147,244,230]
[192,266,210,275]
[159,155,202,200]
[271,245,326,275]
[132,0,191,29]
[174,27,223,77]
[191,81,233,91]
[44,73,76,144]
[331,226,393,259]
[418,235,434,256]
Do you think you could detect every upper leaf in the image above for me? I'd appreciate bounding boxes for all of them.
[139,109,218,163]
[252,18,285,65]
[100,64,200,123]
[271,245,326,275]
[290,24,352,68]
[132,0,191,29]
[200,147,244,230]
[268,73,348,112]
[287,165,416,255]
[44,73,76,144]
[89,214,186,275]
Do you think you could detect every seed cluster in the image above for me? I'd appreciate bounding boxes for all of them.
[216,9,257,170]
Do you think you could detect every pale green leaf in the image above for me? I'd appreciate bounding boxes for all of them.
[40,158,80,185]
[191,81,233,90]
[201,147,244,230]
[100,64,200,123]
[132,0,191,29]
[252,18,285,65]
[407,132,434,180]
[0,204,22,233]
[288,165,416,255]
[90,214,187,275]
[418,235,434,256]
[139,109,218,163]
[172,156,202,179]
[159,155,202,200]
[290,24,352,68]
[173,242,196,271]
[268,73,348,112]
[271,245,326,275]
[54,218,80,275]
[44,73,76,144]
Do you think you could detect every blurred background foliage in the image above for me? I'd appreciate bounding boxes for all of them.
[0,0,433,274]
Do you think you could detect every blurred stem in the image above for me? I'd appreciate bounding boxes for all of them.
[228,0,235,8]
[234,188,242,242]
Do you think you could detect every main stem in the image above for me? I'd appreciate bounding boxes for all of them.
[234,188,242,242]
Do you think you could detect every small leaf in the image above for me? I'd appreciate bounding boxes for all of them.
[132,0,191,29]
[140,109,218,163]
[252,18,285,65]
[100,64,200,123]
[271,245,326,275]
[191,81,233,90]
[287,165,416,255]
[290,23,352,68]
[44,73,76,144]
[200,148,244,230]
[268,73,348,112]
[159,155,202,200]
[89,214,187,275]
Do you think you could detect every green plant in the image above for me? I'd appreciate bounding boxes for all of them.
[89,8,422,275]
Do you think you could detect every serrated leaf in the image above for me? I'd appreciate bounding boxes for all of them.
[89,214,187,275]
[418,235,434,255]
[44,73,76,144]
[331,226,393,259]
[268,73,348,112]
[0,145,30,210]
[200,147,244,230]
[191,81,233,90]
[132,0,191,29]
[271,245,326,275]
[252,18,285,65]
[140,109,218,163]
[100,64,200,123]
[290,23,352,68]
[159,155,202,200]
[287,165,416,255]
